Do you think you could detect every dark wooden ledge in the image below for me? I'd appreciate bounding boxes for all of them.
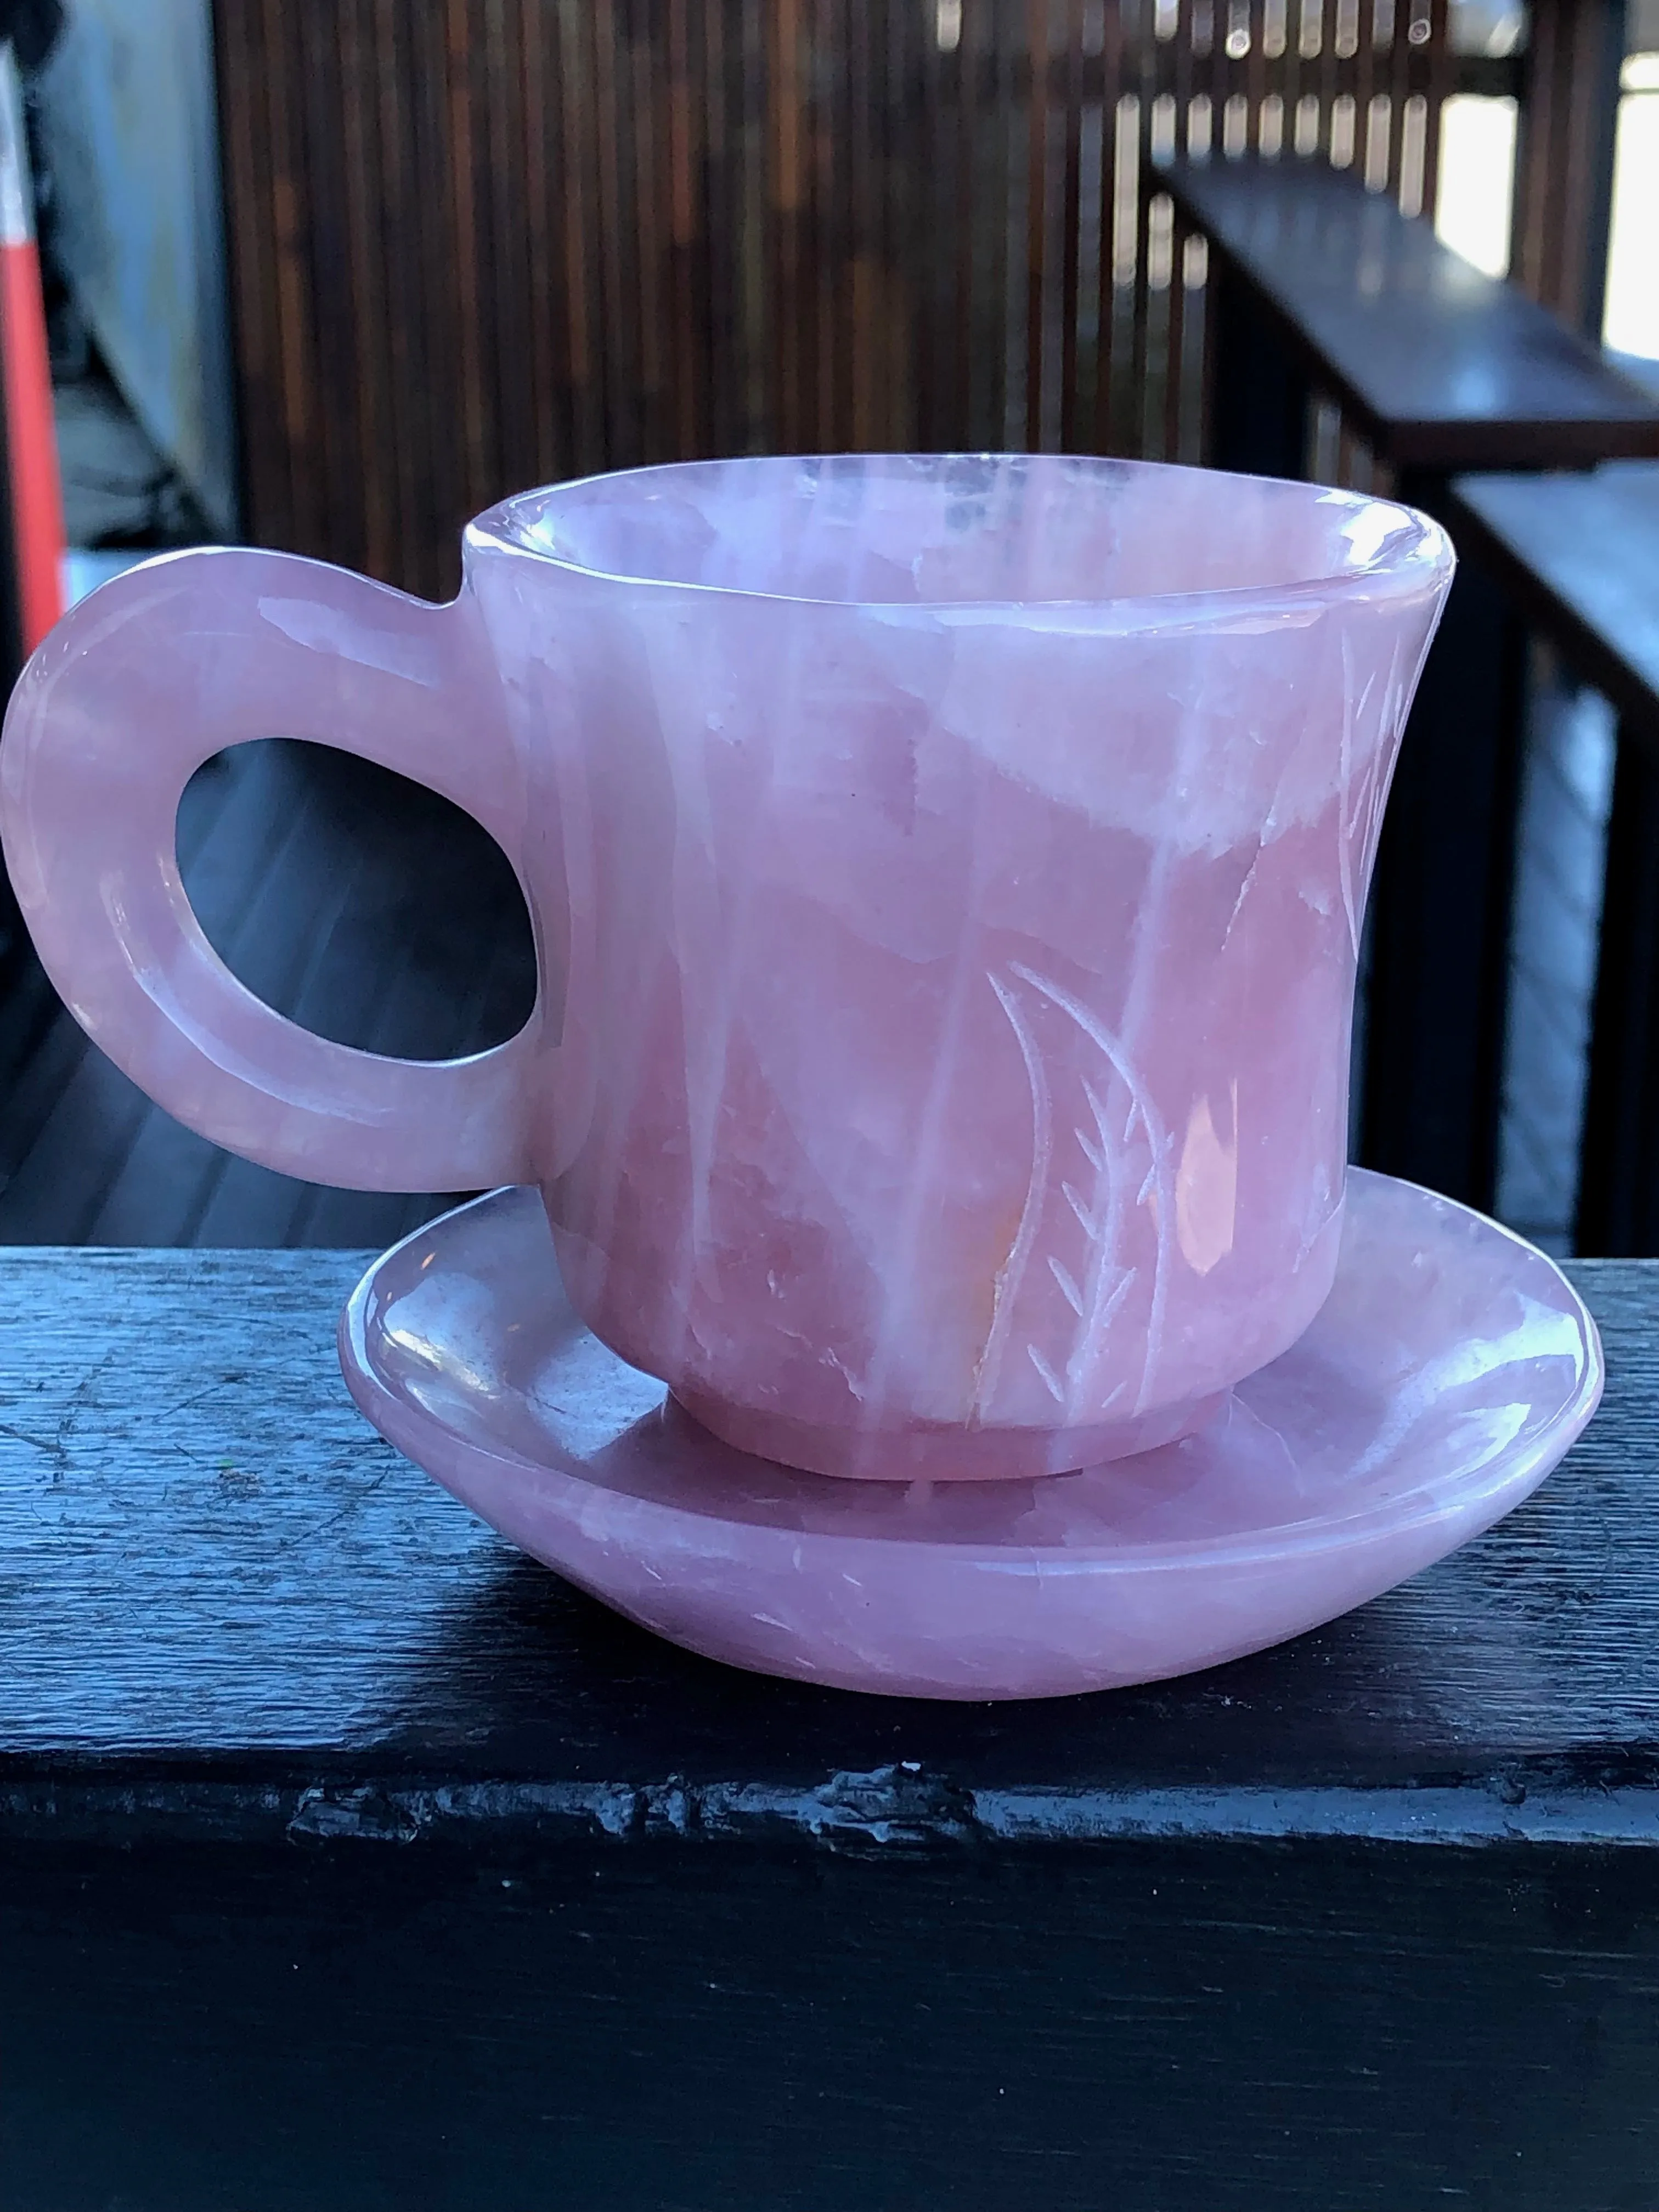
[2,1244,1655,2209]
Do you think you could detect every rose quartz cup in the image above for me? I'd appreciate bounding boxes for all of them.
[0,455,1451,1481]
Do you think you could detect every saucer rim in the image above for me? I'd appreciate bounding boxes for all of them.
[338,1169,1604,1573]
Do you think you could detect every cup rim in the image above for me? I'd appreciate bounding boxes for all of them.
[466,451,1454,618]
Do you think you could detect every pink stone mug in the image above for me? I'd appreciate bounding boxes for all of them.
[0,456,1452,1480]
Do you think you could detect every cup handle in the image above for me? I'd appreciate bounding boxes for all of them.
[0,545,540,1193]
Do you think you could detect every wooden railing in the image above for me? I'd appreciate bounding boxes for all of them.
[213,0,1452,599]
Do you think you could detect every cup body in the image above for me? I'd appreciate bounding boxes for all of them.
[462,454,1452,1477]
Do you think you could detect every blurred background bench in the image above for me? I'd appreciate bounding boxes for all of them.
[1444,462,1659,1252]
[1156,150,1659,1213]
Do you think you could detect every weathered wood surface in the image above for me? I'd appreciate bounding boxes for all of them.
[3,1246,1658,2210]
[0,1243,1650,1801]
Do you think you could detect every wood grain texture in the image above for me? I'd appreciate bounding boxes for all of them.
[0,1246,1651,1803]
[1509,0,1624,338]
[211,0,1454,592]
[2,1250,1658,2209]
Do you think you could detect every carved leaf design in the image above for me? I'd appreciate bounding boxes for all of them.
[975,963,1173,1423]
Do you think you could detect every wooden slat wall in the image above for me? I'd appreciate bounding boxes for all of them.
[1120,0,1449,477]
[1510,0,1626,337]
[214,0,1452,599]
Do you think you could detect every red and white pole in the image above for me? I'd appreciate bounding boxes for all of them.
[0,41,63,654]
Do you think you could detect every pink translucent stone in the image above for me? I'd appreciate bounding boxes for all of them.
[340,1173,1602,1700]
[483,458,1452,1474]
[1,455,1452,1480]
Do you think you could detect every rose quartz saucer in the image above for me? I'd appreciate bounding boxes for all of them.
[338,1172,1602,1701]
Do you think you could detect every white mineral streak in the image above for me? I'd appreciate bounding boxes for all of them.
[482,453,1451,1470]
